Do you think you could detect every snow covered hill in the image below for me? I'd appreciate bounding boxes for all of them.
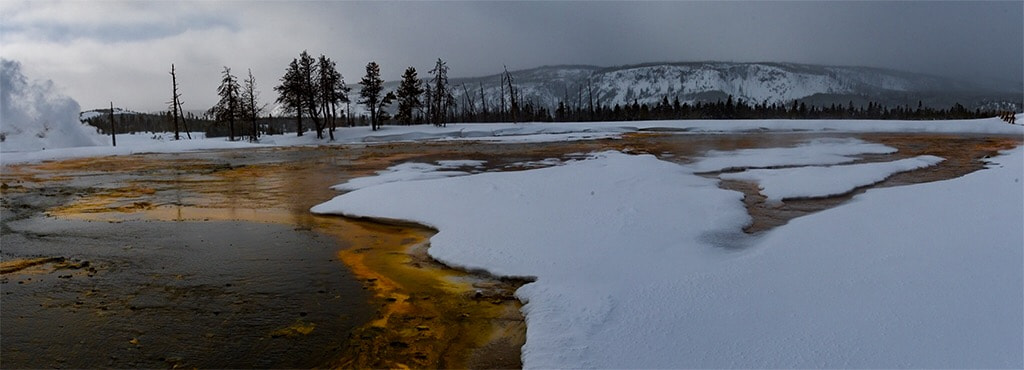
[432,62,1021,112]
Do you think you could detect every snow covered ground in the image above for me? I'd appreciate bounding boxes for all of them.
[3,116,1021,165]
[313,137,1023,368]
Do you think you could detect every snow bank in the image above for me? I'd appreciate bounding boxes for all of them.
[313,146,1023,368]
[331,160,488,191]
[690,137,897,172]
[0,59,104,152]
[332,162,473,191]
[721,155,945,202]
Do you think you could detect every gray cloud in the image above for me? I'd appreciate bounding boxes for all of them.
[2,1,1019,112]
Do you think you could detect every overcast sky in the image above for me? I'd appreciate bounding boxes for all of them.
[2,0,1021,112]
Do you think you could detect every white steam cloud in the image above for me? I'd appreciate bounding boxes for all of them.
[1,59,103,152]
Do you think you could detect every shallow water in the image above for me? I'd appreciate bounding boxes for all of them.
[1,218,371,368]
[2,144,532,368]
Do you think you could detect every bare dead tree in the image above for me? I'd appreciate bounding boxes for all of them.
[108,102,117,147]
[577,83,584,121]
[478,82,487,118]
[461,83,476,121]
[243,68,265,142]
[503,65,518,123]
[499,76,506,121]
[587,77,594,120]
[178,98,191,139]
[169,64,182,140]
[428,59,453,127]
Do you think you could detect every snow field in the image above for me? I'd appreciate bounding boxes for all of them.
[313,142,1023,368]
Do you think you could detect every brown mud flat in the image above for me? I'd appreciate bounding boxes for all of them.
[3,132,1020,368]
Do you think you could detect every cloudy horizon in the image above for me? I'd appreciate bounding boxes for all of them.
[2,1,1021,113]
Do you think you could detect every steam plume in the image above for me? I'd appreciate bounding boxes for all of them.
[1,59,103,152]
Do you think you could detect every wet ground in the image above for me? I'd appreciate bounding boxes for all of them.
[1,218,370,368]
[1,132,1020,368]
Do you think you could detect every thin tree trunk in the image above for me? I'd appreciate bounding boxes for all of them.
[329,100,336,141]
[504,67,517,123]
[499,77,506,122]
[229,96,235,142]
[108,102,117,147]
[462,83,475,121]
[179,100,191,139]
[587,78,594,120]
[479,82,487,120]
[171,64,181,140]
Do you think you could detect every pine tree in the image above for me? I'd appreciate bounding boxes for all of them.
[275,58,304,136]
[297,51,323,138]
[359,61,394,131]
[316,55,348,140]
[209,66,241,141]
[395,67,424,125]
[315,55,333,139]
[429,59,455,127]
[242,68,264,142]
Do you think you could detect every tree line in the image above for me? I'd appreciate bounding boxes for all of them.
[86,56,1004,140]
[273,53,462,132]
[546,95,994,122]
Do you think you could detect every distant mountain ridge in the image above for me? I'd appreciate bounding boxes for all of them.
[432,62,1021,112]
